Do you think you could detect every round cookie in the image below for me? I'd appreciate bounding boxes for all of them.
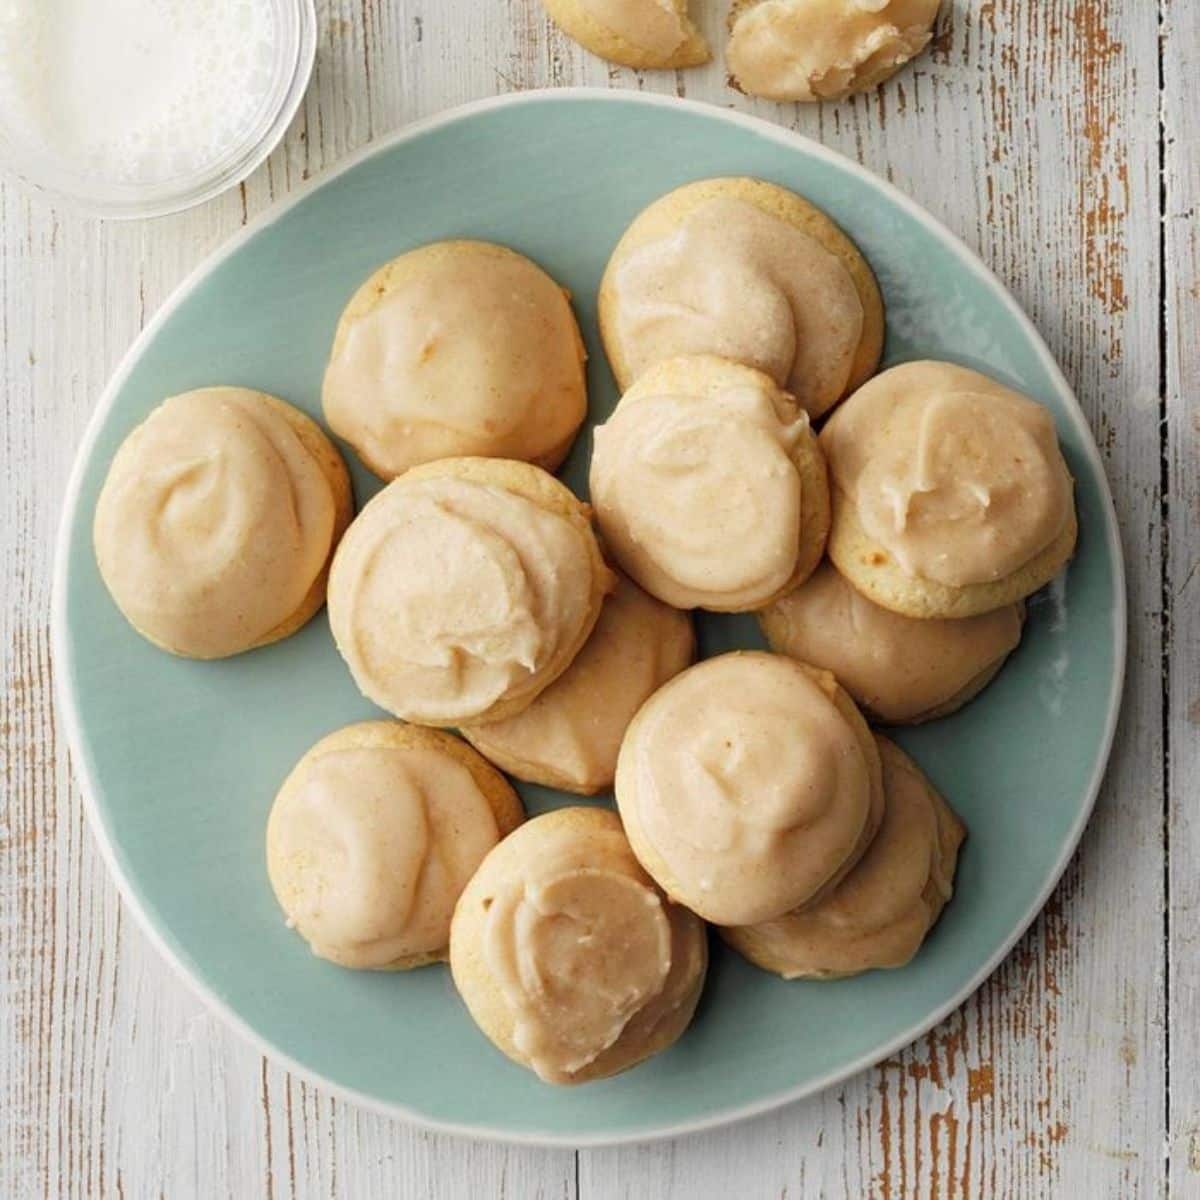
[758,560,1025,724]
[327,456,614,726]
[449,807,707,1084]
[462,570,694,793]
[94,386,352,659]
[727,0,941,103]
[598,176,884,419]
[821,360,1078,619]
[323,240,587,480]
[615,651,885,926]
[723,736,965,979]
[267,721,523,970]
[540,0,710,69]
[589,355,831,611]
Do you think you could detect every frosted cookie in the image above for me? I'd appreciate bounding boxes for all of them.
[598,177,884,419]
[328,457,613,726]
[820,361,1078,619]
[267,722,523,970]
[589,355,830,611]
[94,386,352,659]
[615,651,884,925]
[323,241,587,480]
[759,561,1025,723]
[462,571,693,793]
[450,807,707,1084]
[723,736,964,978]
[727,0,941,103]
[540,0,710,69]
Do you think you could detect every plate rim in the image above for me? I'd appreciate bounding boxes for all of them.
[51,86,1128,1148]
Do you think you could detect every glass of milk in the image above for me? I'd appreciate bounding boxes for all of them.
[0,0,317,218]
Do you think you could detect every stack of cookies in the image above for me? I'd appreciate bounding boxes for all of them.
[92,175,1078,1087]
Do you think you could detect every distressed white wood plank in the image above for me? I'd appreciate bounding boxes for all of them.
[1163,0,1200,1189]
[0,0,1175,1197]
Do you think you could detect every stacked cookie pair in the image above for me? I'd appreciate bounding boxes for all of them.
[539,0,942,104]
[92,172,1078,1089]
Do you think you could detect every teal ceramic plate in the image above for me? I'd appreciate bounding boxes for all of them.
[53,90,1125,1145]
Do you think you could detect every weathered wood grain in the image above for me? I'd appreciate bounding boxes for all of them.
[1163,0,1200,1188]
[0,0,1185,1196]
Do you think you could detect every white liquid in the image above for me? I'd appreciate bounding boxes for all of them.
[0,0,279,188]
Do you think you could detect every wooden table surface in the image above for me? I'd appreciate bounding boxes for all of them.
[2,2,1196,1196]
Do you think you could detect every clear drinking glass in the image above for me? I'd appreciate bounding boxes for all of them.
[0,0,317,219]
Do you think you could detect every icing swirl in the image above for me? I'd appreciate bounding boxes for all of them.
[590,378,813,610]
[267,736,503,968]
[328,472,600,724]
[616,652,882,925]
[459,809,705,1083]
[323,241,586,479]
[94,387,338,658]
[606,196,864,416]
[821,361,1074,587]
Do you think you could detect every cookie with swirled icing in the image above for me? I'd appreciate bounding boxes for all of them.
[598,177,884,419]
[461,570,694,793]
[590,355,830,611]
[540,0,710,69]
[323,241,587,480]
[267,721,523,970]
[327,457,614,726]
[758,561,1025,723]
[450,806,707,1084]
[821,360,1078,618]
[727,0,941,103]
[94,386,352,659]
[615,651,884,925]
[723,736,964,979]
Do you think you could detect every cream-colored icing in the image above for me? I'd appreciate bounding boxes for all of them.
[462,573,693,793]
[578,0,692,55]
[730,737,962,977]
[328,476,596,723]
[268,745,500,968]
[760,561,1023,722]
[821,361,1074,587]
[94,387,336,658]
[323,243,586,478]
[728,0,941,103]
[479,817,699,1083]
[590,383,811,609]
[616,652,877,925]
[609,196,864,415]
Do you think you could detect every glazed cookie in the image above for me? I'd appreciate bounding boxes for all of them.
[323,241,587,480]
[589,355,830,611]
[461,570,694,794]
[327,457,613,726]
[728,0,941,103]
[449,807,707,1084]
[598,177,884,419]
[821,361,1078,619]
[723,736,965,979]
[267,722,523,970]
[759,561,1025,724]
[540,0,710,69]
[94,386,352,659]
[615,651,885,926]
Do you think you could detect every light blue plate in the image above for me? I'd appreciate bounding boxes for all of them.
[53,90,1125,1146]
